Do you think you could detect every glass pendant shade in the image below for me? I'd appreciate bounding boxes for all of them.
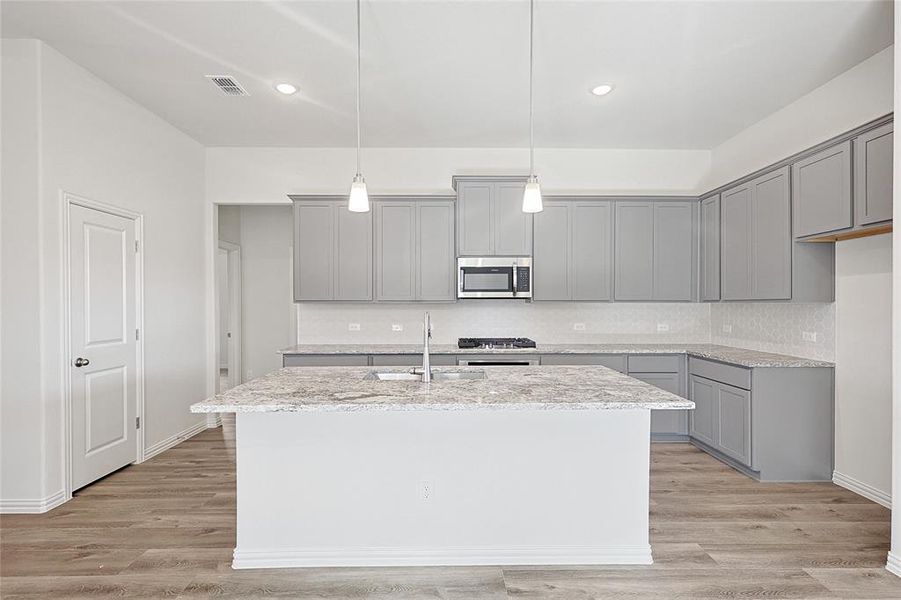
[348,174,370,212]
[522,175,543,213]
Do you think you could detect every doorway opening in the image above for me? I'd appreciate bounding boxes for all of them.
[217,241,242,392]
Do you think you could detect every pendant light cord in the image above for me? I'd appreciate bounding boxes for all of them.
[356,0,362,177]
[529,0,535,177]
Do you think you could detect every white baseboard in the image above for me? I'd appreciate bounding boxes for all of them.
[886,552,901,577]
[0,489,67,514]
[232,545,654,569]
[833,471,891,508]
[143,419,211,460]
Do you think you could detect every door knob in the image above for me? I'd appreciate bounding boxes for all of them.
[74,357,90,368]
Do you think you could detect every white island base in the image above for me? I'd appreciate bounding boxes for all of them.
[233,408,653,569]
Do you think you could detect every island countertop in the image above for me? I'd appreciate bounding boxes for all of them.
[276,343,832,369]
[191,365,695,413]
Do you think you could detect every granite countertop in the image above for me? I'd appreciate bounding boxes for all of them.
[190,366,695,413]
[277,343,833,369]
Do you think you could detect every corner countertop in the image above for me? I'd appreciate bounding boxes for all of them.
[276,343,833,369]
[190,366,695,413]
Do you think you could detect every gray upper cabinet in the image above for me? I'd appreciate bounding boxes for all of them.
[455,177,531,256]
[375,201,416,301]
[533,199,612,301]
[699,195,721,301]
[293,199,372,301]
[751,168,791,300]
[416,201,456,301]
[614,202,654,300]
[572,202,613,300]
[533,201,571,300]
[614,200,694,301]
[792,141,852,238]
[375,198,455,302]
[653,202,694,301]
[721,167,793,301]
[855,122,893,227]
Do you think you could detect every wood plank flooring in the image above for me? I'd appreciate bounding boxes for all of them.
[1,423,898,599]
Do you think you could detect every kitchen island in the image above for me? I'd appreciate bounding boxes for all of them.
[191,365,693,569]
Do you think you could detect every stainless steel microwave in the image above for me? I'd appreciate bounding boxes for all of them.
[457,257,532,299]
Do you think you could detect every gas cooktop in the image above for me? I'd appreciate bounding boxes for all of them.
[458,337,537,350]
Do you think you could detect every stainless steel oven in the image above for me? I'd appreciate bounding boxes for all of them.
[457,257,532,299]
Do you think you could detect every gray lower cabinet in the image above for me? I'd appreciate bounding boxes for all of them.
[369,354,456,367]
[614,200,695,301]
[533,199,612,301]
[283,354,369,367]
[540,353,627,372]
[455,177,531,256]
[854,122,893,227]
[293,199,373,301]
[627,355,688,439]
[720,167,833,302]
[699,194,720,301]
[374,199,455,302]
[688,357,833,481]
[792,141,853,238]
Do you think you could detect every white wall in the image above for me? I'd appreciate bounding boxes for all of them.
[239,206,296,380]
[704,46,894,190]
[1,40,208,509]
[207,147,711,203]
[834,234,893,503]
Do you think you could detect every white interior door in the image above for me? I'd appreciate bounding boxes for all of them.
[69,204,138,490]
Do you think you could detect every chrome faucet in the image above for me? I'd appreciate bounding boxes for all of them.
[421,311,432,384]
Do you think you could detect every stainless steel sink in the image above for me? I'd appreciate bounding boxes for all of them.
[364,370,486,382]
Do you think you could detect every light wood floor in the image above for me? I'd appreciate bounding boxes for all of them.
[1,424,899,599]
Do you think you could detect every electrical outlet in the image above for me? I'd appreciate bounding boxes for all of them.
[391,324,403,332]
[418,480,434,502]
[657,323,670,333]
[721,324,733,334]
[573,323,586,331]
[802,331,817,343]
[348,323,361,331]
[246,370,253,380]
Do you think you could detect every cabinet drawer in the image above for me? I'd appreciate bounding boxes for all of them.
[689,357,751,390]
[370,354,456,367]
[628,355,681,373]
[540,354,627,372]
[283,354,369,367]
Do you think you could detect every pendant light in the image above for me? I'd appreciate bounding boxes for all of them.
[348,0,369,212]
[522,0,543,213]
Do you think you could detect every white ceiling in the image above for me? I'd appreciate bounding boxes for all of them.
[1,0,893,148]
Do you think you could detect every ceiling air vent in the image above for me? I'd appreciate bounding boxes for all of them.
[206,75,249,96]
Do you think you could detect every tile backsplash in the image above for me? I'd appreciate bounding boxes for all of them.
[710,303,835,361]
[297,302,712,345]
[296,300,836,361]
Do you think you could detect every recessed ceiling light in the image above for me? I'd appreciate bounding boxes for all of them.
[275,82,298,95]
[591,84,614,96]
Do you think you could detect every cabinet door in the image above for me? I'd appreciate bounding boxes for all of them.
[294,202,334,300]
[716,382,751,466]
[614,202,654,300]
[494,182,532,255]
[533,201,571,300]
[855,123,893,226]
[699,195,721,301]
[792,141,852,237]
[375,202,415,301]
[633,372,688,436]
[653,202,694,301]
[457,182,492,255]
[417,201,456,301]
[720,184,752,300]
[751,167,791,300]
[335,208,373,301]
[572,202,613,301]
[689,375,718,447]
